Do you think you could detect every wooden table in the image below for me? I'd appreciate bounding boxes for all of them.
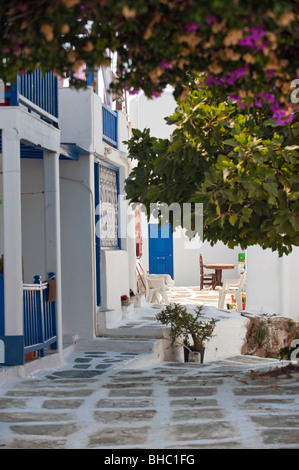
[203,263,235,288]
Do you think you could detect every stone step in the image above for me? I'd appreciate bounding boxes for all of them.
[75,336,166,368]
[76,336,162,354]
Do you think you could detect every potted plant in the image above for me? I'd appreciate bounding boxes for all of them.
[121,294,131,307]
[242,292,246,310]
[156,303,218,363]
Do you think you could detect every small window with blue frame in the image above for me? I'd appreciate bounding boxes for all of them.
[98,165,119,248]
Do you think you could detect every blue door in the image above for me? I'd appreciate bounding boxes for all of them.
[148,224,173,278]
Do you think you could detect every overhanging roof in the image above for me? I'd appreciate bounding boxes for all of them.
[0,131,90,160]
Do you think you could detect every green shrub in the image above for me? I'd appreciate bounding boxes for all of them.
[156,303,218,351]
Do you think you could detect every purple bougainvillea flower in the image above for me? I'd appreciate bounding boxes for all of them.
[254,99,263,108]
[122,83,132,92]
[152,91,160,98]
[228,94,246,109]
[268,100,294,125]
[184,22,200,31]
[206,14,217,25]
[229,94,241,102]
[258,92,276,104]
[239,37,255,48]
[206,74,224,87]
[239,26,267,50]
[159,60,173,69]
[226,65,249,85]
[285,113,294,123]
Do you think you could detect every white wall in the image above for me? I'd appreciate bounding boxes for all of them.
[59,155,96,339]
[130,89,176,139]
[246,246,299,320]
[173,229,240,286]
[59,87,104,155]
[59,86,136,330]
[101,249,130,310]
[21,159,46,283]
[2,154,58,285]
[59,87,92,150]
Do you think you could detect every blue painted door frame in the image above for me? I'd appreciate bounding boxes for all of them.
[148,224,174,278]
[94,159,120,307]
[0,274,4,336]
[94,162,101,306]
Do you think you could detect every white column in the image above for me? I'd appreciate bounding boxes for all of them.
[2,128,23,335]
[43,151,63,358]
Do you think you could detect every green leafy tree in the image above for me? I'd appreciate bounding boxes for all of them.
[125,76,299,256]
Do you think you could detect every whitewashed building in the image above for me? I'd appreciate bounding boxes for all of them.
[0,71,63,366]
[58,74,136,339]
[0,67,136,368]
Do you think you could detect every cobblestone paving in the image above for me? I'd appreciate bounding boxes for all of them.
[0,350,299,449]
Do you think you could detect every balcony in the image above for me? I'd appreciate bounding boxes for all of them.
[1,69,58,126]
[0,272,57,364]
[102,103,118,148]
[23,275,57,359]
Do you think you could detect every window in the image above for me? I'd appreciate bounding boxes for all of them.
[98,164,119,248]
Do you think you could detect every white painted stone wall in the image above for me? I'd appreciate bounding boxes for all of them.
[21,158,46,282]
[59,87,96,153]
[59,155,96,339]
[59,87,136,334]
[101,249,130,310]
[246,246,299,321]
[129,88,177,140]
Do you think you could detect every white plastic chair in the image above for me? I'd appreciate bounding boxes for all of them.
[218,272,246,310]
[137,262,174,288]
[140,274,169,304]
[146,273,175,288]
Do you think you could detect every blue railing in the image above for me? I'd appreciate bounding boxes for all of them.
[1,69,58,125]
[0,274,4,336]
[23,274,57,357]
[102,103,118,148]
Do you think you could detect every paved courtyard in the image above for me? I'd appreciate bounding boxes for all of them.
[1,286,298,450]
[167,286,220,307]
[0,347,299,450]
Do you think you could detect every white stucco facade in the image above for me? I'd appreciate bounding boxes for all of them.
[246,246,299,320]
[0,79,137,367]
[0,106,63,357]
[58,86,136,339]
